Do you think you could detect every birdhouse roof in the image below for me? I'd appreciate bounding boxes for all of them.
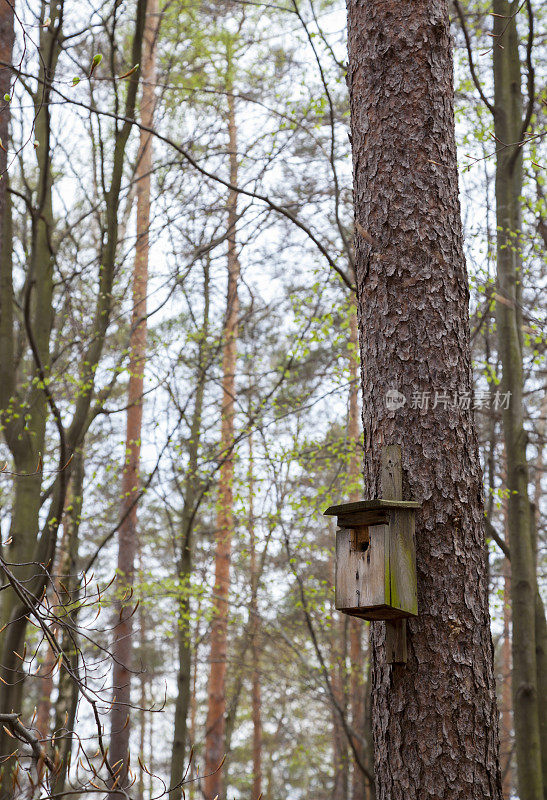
[324,499,421,516]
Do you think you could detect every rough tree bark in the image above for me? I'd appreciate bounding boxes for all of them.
[346,2,503,798]
[203,83,240,800]
[109,0,157,790]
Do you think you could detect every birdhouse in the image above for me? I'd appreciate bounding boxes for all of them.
[324,499,420,621]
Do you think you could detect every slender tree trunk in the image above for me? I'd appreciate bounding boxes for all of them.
[109,1,157,790]
[35,642,56,743]
[332,616,349,800]
[501,562,512,798]
[248,435,263,800]
[188,626,199,800]
[534,393,547,791]
[203,84,240,800]
[346,2,503,798]
[137,568,147,800]
[0,0,14,310]
[0,3,60,780]
[52,448,85,798]
[492,4,543,798]
[169,259,210,799]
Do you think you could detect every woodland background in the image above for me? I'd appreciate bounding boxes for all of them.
[0,0,544,798]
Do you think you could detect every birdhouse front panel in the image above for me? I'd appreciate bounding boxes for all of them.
[335,523,390,616]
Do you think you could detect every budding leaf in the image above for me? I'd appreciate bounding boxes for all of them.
[3,94,10,102]
[118,63,140,80]
[89,53,103,77]
[72,76,80,86]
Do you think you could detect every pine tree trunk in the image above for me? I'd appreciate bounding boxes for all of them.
[346,2,503,797]
[109,1,157,790]
[492,3,543,797]
[203,86,240,800]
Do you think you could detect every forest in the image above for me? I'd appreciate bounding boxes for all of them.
[0,0,544,798]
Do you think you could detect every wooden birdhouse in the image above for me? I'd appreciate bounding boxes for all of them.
[323,498,420,621]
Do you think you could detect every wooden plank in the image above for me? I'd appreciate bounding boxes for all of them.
[381,444,408,664]
[337,509,389,528]
[388,510,418,616]
[385,617,407,664]
[324,498,421,516]
[380,444,402,502]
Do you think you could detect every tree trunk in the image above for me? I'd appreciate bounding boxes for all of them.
[332,616,349,800]
[169,259,210,800]
[203,85,240,800]
[52,448,85,798]
[534,392,547,791]
[0,0,14,351]
[109,0,157,790]
[248,435,263,800]
[492,3,543,798]
[346,2,503,798]
[0,3,60,781]
[35,641,56,744]
[501,562,512,798]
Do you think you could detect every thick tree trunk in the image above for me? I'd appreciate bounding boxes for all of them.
[346,2,503,798]
[169,259,210,800]
[203,87,240,800]
[109,1,157,790]
[492,3,543,798]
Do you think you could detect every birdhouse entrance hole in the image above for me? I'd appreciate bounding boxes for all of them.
[350,526,370,554]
